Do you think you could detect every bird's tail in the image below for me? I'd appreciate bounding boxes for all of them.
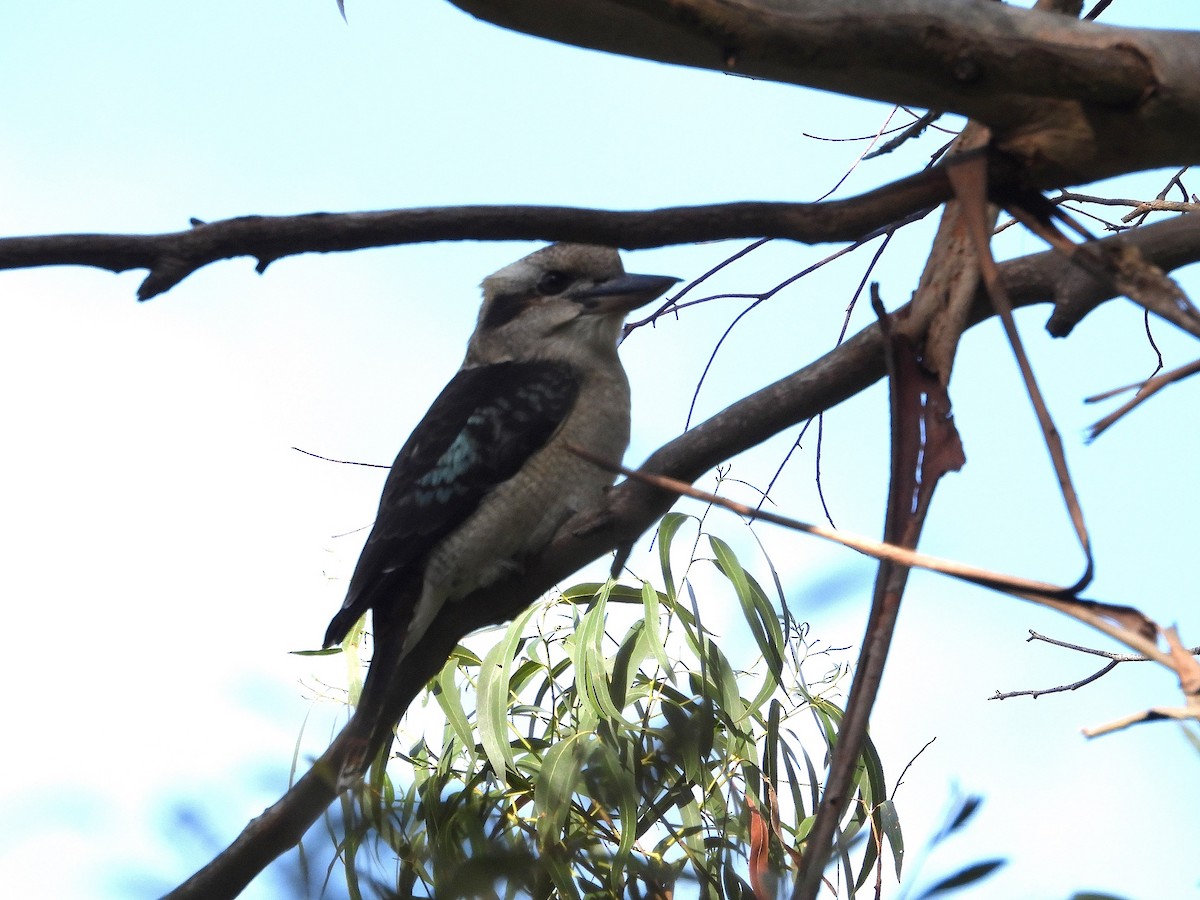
[332,608,461,790]
[334,633,408,790]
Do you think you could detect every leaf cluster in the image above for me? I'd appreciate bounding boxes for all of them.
[327,514,903,898]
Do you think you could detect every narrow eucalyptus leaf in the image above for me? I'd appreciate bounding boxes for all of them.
[878,798,904,879]
[534,737,586,848]
[641,580,674,678]
[916,860,1006,898]
[657,511,692,601]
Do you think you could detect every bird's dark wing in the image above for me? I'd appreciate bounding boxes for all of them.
[323,359,580,647]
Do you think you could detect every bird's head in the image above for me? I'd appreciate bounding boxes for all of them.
[466,243,678,366]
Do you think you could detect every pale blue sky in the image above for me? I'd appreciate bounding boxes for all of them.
[2,2,1198,898]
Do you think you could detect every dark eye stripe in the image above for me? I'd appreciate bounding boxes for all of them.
[480,292,530,330]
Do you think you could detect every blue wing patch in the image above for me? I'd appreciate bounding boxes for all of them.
[324,360,580,646]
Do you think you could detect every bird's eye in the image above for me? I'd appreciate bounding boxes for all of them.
[536,270,572,295]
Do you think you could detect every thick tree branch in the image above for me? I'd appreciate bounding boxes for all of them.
[450,0,1200,184]
[0,165,956,300]
[164,212,1200,897]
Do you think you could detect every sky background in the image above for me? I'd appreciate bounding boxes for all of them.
[2,1,1198,898]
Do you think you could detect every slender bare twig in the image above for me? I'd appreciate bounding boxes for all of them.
[864,111,944,160]
[992,630,1200,700]
[290,446,389,469]
[1055,192,1199,217]
[815,106,902,202]
[993,661,1119,700]
[571,452,1200,746]
[624,239,770,332]
[568,447,1169,662]
[889,737,938,801]
[1086,355,1200,440]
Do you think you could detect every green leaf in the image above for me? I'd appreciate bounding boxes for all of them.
[288,647,343,656]
[708,535,785,685]
[656,511,692,601]
[477,604,541,778]
[916,860,1006,898]
[431,661,475,767]
[540,851,583,900]
[877,798,904,879]
[609,619,648,710]
[859,732,888,811]
[834,824,857,899]
[561,581,644,604]
[572,582,630,725]
[763,698,781,802]
[640,580,674,679]
[699,639,747,730]
[855,822,880,890]
[934,794,984,843]
[534,735,587,848]
[798,742,821,817]
[447,643,483,667]
[589,740,640,873]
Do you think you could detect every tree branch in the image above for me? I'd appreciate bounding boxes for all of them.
[0,164,957,300]
[992,629,1200,700]
[450,0,1200,184]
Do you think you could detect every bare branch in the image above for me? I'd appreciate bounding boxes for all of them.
[1025,629,1184,660]
[1084,628,1200,736]
[991,629,1200,701]
[1087,355,1200,440]
[1057,191,1200,218]
[0,165,959,300]
[992,660,1120,700]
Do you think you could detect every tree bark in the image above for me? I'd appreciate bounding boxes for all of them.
[451,0,1200,184]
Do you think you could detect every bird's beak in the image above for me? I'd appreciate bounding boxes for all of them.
[577,272,680,316]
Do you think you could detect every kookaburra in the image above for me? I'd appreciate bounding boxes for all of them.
[324,243,677,781]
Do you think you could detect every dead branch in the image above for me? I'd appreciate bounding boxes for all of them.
[992,629,1200,701]
[1057,192,1200,219]
[1083,627,1200,736]
[1086,355,1200,439]
[0,164,959,300]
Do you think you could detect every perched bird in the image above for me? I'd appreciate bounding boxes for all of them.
[324,242,677,782]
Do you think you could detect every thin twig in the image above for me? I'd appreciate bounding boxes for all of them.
[992,629,1200,700]
[1087,355,1200,440]
[291,446,389,469]
[1055,192,1199,217]
[992,661,1118,700]
[1025,629,1192,660]
[865,111,944,160]
[566,446,1169,662]
[890,737,937,801]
